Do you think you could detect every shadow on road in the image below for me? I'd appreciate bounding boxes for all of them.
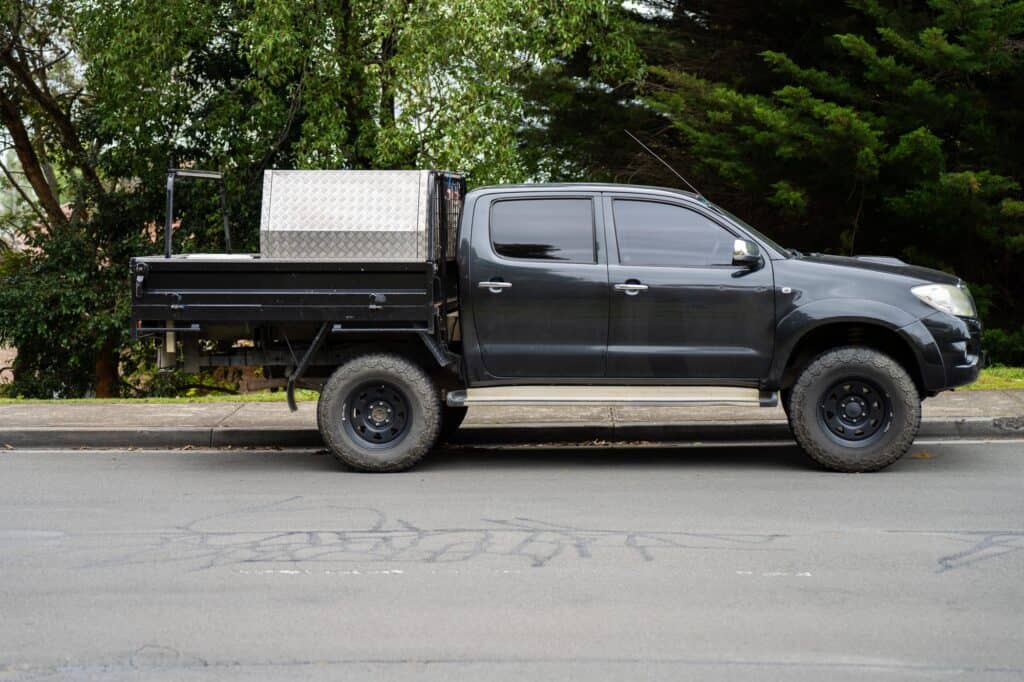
[176,443,817,474]
[177,441,981,475]
[426,443,817,472]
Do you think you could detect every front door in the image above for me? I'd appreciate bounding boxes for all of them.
[604,195,775,380]
[470,194,608,378]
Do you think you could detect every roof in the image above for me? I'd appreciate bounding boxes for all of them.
[469,182,702,201]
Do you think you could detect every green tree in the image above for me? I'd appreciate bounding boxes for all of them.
[641,0,1024,344]
[0,0,639,397]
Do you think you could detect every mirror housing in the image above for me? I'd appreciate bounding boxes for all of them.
[732,239,762,267]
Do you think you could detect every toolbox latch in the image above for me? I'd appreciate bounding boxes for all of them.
[134,262,149,298]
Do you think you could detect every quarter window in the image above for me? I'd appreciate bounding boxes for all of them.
[490,198,595,263]
[613,200,734,267]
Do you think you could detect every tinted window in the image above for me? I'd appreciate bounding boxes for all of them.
[491,198,595,263]
[613,200,734,267]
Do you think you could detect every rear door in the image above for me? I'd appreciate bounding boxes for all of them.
[604,194,775,379]
[470,193,608,378]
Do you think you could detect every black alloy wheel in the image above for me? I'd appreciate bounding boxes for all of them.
[818,377,893,444]
[343,381,411,448]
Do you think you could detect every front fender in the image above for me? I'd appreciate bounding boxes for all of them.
[770,299,943,390]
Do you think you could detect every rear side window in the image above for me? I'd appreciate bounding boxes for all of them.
[613,200,734,267]
[490,198,595,263]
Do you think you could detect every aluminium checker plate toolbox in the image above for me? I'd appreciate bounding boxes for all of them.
[259,169,459,262]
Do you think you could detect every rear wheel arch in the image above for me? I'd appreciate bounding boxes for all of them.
[306,336,457,383]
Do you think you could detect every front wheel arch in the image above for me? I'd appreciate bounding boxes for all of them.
[779,321,927,398]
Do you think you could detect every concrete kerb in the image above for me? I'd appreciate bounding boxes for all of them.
[0,427,215,449]
[0,417,1021,449]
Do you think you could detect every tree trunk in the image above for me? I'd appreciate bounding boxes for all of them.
[0,88,68,227]
[0,49,105,197]
[93,340,118,398]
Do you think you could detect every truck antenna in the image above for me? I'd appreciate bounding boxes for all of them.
[624,130,706,202]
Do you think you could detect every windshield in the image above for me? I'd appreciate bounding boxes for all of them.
[706,201,789,257]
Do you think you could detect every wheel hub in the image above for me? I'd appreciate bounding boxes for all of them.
[368,401,392,425]
[841,397,865,420]
[819,378,891,443]
[343,382,410,448]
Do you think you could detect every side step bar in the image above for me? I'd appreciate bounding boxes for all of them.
[447,386,778,408]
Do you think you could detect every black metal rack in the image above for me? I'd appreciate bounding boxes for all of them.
[164,168,232,257]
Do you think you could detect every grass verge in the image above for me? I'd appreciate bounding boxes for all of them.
[961,365,1024,391]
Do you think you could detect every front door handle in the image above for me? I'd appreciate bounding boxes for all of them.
[614,282,648,296]
[479,280,512,293]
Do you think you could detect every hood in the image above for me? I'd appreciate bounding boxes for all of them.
[799,254,961,285]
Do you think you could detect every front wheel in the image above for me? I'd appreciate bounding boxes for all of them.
[788,347,921,472]
[318,354,441,472]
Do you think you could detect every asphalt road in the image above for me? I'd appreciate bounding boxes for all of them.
[1,440,1023,681]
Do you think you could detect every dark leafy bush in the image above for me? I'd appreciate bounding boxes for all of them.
[984,328,1024,367]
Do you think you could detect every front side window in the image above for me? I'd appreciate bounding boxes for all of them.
[613,200,734,267]
[490,198,595,263]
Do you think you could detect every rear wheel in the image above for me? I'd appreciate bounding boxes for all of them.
[318,353,441,472]
[788,346,920,472]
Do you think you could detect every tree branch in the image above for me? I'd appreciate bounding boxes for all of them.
[0,157,49,226]
[257,60,307,172]
[0,45,104,197]
[0,86,67,227]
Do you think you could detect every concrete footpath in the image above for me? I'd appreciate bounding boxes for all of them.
[0,389,1022,449]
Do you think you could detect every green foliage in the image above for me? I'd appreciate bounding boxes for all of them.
[0,194,150,397]
[1,0,639,396]
[3,0,1024,387]
[640,0,1024,360]
[983,328,1024,367]
[75,0,640,186]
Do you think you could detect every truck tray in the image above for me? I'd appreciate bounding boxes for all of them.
[131,255,435,333]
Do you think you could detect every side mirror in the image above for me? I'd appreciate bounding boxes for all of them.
[732,239,762,267]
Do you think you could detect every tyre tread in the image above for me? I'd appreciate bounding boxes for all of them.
[317,353,440,473]
[789,346,920,472]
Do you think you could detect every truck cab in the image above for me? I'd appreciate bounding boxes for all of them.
[131,171,982,473]
[459,184,778,386]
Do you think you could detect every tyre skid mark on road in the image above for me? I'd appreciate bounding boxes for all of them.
[64,502,788,571]
[887,530,1024,573]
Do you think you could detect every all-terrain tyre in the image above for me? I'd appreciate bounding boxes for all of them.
[440,405,468,443]
[789,346,920,473]
[318,353,441,472]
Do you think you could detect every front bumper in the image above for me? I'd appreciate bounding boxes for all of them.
[921,312,983,389]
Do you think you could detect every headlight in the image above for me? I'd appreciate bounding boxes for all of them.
[911,283,977,317]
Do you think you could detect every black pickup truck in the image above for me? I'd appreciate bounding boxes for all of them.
[131,170,982,472]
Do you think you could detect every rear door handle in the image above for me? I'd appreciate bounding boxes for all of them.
[479,280,512,293]
[614,282,648,295]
